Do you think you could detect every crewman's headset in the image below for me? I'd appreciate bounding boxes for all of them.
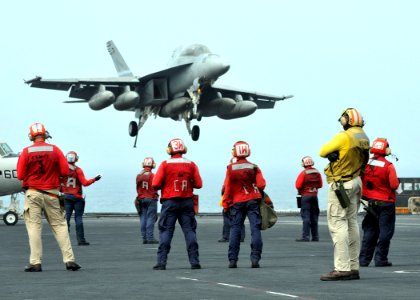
[166,138,187,155]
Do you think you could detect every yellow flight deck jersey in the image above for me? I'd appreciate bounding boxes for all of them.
[320,126,369,183]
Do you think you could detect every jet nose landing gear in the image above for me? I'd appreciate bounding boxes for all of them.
[191,125,200,141]
[128,121,138,137]
[3,211,18,226]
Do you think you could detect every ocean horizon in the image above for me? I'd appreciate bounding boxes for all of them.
[80,168,328,213]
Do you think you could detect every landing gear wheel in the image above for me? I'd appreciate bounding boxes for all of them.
[128,121,138,137]
[192,125,200,141]
[3,211,18,226]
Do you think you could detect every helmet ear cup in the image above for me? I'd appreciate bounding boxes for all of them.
[339,115,348,126]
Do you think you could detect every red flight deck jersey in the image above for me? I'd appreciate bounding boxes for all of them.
[136,168,158,199]
[60,164,96,199]
[295,167,323,196]
[362,155,400,202]
[17,141,69,190]
[222,158,266,208]
[152,154,202,200]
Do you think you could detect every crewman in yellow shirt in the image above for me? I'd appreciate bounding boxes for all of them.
[319,108,370,281]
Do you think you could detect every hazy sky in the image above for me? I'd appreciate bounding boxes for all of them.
[1,0,419,205]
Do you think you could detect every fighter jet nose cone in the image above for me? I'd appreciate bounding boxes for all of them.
[222,63,230,74]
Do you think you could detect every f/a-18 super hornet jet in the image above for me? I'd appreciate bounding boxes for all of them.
[26,41,293,147]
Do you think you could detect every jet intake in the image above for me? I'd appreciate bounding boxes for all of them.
[199,97,236,117]
[218,101,257,120]
[113,91,139,111]
[159,97,190,118]
[88,91,115,110]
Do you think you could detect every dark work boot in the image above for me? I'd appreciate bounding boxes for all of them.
[24,264,42,272]
[228,261,237,268]
[153,263,166,270]
[65,261,81,271]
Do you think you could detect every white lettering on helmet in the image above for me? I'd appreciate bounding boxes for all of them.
[236,144,249,156]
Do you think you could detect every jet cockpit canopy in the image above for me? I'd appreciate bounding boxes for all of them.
[0,142,18,158]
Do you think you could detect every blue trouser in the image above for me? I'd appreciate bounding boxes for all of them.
[64,194,86,243]
[222,210,245,241]
[360,201,395,265]
[228,200,262,263]
[299,196,320,241]
[139,198,158,241]
[157,198,199,265]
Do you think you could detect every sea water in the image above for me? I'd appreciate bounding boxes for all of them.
[82,168,328,213]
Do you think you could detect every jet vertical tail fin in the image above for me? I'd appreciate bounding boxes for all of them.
[106,40,134,77]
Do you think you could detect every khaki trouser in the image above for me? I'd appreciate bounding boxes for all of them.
[23,189,75,265]
[327,177,362,272]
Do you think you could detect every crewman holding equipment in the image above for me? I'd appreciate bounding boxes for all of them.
[222,141,267,268]
[319,108,370,281]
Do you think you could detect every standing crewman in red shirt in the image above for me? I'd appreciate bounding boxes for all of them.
[61,151,101,246]
[135,157,159,244]
[295,156,323,242]
[222,141,267,269]
[17,123,81,272]
[359,138,400,267]
[151,138,202,270]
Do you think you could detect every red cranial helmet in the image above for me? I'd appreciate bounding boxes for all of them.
[142,157,156,168]
[167,138,187,155]
[29,123,47,141]
[370,138,390,156]
[302,156,314,167]
[232,141,250,158]
[66,151,79,164]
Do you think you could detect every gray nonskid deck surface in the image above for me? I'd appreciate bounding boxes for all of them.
[1,215,420,299]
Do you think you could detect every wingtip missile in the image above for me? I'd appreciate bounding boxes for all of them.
[281,94,294,100]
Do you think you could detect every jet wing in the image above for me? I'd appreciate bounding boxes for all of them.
[25,63,193,100]
[210,84,293,109]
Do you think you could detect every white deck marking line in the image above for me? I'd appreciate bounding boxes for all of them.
[266,291,299,298]
[177,277,299,298]
[217,283,244,288]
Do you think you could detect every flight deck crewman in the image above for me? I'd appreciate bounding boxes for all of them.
[135,157,159,244]
[359,138,400,267]
[222,141,267,269]
[295,156,323,242]
[61,151,101,246]
[17,123,81,272]
[151,138,202,270]
[319,108,369,281]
